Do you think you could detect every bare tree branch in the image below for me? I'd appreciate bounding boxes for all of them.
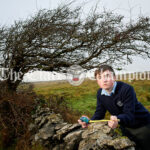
[0,4,150,91]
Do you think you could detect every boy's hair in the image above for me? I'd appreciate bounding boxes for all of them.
[94,65,115,78]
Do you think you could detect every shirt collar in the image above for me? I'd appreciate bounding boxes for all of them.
[101,81,117,96]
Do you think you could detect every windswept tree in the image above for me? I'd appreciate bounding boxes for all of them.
[0,4,150,93]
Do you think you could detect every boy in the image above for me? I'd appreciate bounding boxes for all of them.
[78,65,150,150]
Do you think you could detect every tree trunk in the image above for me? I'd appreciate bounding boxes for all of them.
[0,79,21,96]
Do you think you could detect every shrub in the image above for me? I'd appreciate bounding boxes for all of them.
[0,85,36,149]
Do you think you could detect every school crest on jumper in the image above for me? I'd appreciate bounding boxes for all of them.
[117,101,123,107]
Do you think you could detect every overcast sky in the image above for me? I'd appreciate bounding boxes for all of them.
[1,0,150,25]
[0,0,150,81]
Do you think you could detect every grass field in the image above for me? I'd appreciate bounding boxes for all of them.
[32,78,150,119]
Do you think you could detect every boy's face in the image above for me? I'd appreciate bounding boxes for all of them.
[96,70,115,90]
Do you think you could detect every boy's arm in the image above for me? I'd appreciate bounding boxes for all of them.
[91,90,106,120]
[117,86,135,126]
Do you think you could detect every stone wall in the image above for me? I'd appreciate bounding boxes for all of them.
[29,107,135,150]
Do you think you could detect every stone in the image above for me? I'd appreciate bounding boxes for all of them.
[64,130,83,150]
[29,107,136,150]
[34,126,54,142]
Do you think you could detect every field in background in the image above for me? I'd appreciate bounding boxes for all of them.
[30,78,150,119]
[31,79,98,116]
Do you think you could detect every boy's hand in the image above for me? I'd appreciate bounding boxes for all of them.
[108,115,118,129]
[78,116,89,128]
